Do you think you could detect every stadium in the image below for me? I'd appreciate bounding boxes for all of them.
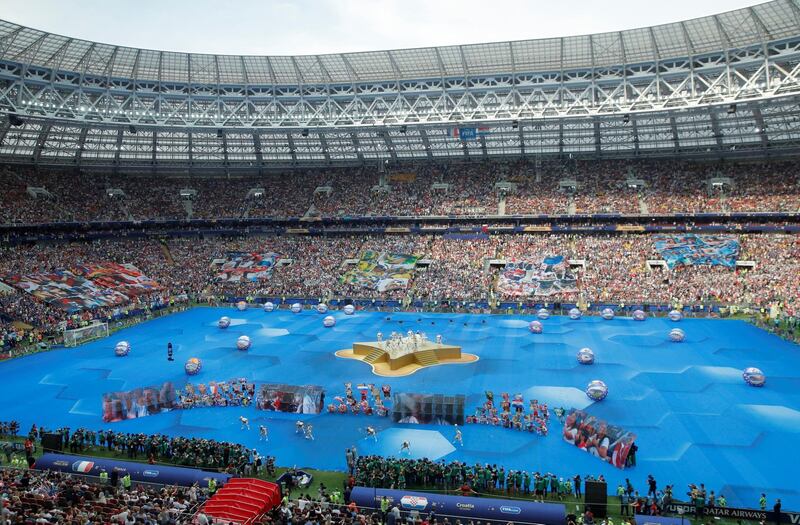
[0,0,799,523]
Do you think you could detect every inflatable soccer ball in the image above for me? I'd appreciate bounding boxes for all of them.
[291,303,302,313]
[323,315,336,328]
[529,320,543,334]
[537,308,550,320]
[743,367,766,387]
[218,316,231,329]
[236,335,251,351]
[343,304,355,315]
[569,308,582,320]
[669,328,685,342]
[184,357,202,375]
[236,301,247,311]
[317,303,328,314]
[633,309,646,321]
[114,341,131,357]
[263,302,275,312]
[586,380,609,401]
[577,347,595,365]
[668,310,683,322]
[601,308,615,320]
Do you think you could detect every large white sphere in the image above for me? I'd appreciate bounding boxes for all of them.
[291,303,302,313]
[529,320,543,334]
[537,308,550,320]
[743,367,766,387]
[577,347,595,365]
[114,341,131,357]
[236,301,247,311]
[586,380,609,401]
[317,303,328,314]
[323,315,336,328]
[569,308,582,320]
[343,304,355,315]
[633,309,646,321]
[263,302,275,312]
[668,310,683,322]
[236,335,251,351]
[218,316,231,329]
[669,328,685,342]
[601,308,615,320]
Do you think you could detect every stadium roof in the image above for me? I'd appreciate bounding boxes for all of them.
[1,0,800,168]
[0,1,798,85]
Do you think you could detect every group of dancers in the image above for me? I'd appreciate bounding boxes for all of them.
[239,416,316,440]
[328,382,391,416]
[467,392,560,435]
[295,420,315,440]
[392,425,463,453]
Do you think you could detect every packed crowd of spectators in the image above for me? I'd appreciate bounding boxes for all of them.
[2,159,799,225]
[1,232,798,341]
[0,467,203,524]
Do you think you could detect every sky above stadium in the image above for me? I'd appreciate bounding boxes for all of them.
[0,0,767,56]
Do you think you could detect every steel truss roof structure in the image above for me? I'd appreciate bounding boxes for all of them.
[2,0,800,169]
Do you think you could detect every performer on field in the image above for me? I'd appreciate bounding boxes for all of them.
[366,426,378,442]
[454,425,463,446]
[304,424,315,440]
[259,425,268,441]
[399,440,411,455]
[239,416,250,430]
[167,342,174,362]
[295,420,305,434]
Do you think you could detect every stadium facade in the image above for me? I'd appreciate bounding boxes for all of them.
[1,0,800,171]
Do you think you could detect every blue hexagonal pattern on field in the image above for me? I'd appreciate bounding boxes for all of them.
[2,308,800,509]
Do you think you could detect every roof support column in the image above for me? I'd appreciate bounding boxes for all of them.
[669,116,679,153]
[32,123,51,163]
[319,132,331,163]
[350,131,365,164]
[253,132,263,165]
[419,128,433,160]
[151,130,158,172]
[593,120,601,155]
[76,126,88,167]
[187,131,193,166]
[113,128,123,174]
[221,131,229,166]
[709,110,724,150]
[0,117,12,146]
[752,107,769,150]
[287,133,297,163]
[380,129,397,161]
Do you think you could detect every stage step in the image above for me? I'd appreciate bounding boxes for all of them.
[363,348,386,363]
[415,349,439,367]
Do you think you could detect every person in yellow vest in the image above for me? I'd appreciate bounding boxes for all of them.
[208,477,217,495]
[122,473,131,490]
[99,469,109,484]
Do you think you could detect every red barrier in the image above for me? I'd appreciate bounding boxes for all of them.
[201,478,281,525]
